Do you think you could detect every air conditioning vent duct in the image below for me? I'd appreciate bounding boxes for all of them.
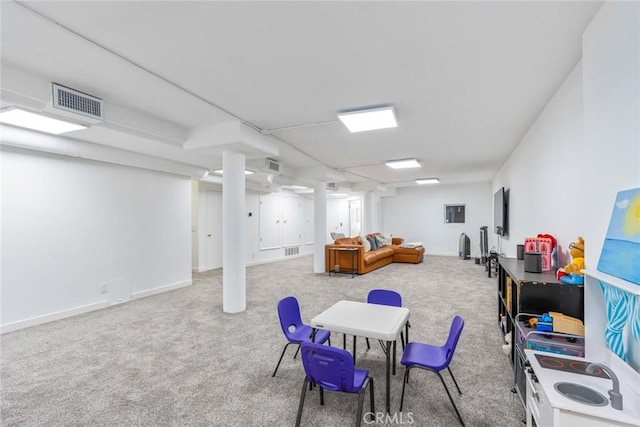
[263,158,280,174]
[45,83,104,124]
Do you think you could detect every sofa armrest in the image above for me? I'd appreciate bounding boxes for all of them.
[392,237,404,245]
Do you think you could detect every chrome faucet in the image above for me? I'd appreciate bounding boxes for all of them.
[586,363,623,410]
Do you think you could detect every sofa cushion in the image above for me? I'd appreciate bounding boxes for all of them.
[375,246,395,258]
[363,251,380,264]
[376,234,392,247]
[367,236,377,250]
[330,232,345,241]
[362,236,371,252]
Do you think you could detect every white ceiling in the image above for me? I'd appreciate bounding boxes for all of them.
[0,1,604,190]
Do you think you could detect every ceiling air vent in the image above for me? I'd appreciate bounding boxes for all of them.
[327,182,338,192]
[263,158,280,174]
[51,83,104,122]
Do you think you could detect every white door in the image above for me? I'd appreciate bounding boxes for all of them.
[259,194,281,250]
[204,190,223,270]
[281,196,302,247]
[349,199,362,237]
[304,198,314,245]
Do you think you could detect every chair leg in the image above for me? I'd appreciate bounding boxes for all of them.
[369,377,375,414]
[272,342,294,377]
[356,379,370,427]
[447,366,463,395]
[400,332,405,350]
[293,343,301,359]
[437,371,465,427]
[366,337,370,350]
[295,377,309,427]
[353,336,357,364]
[400,367,411,411]
[343,333,347,349]
[319,386,324,405]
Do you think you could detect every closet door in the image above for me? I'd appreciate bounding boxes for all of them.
[259,194,280,250]
[304,198,314,245]
[204,191,222,270]
[281,195,302,247]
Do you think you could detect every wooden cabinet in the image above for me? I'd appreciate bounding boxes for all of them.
[497,257,584,407]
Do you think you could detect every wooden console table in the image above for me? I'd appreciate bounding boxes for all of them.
[327,246,359,278]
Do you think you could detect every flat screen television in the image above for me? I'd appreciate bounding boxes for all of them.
[494,187,508,236]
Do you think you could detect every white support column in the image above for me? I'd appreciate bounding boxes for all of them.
[313,181,327,273]
[222,150,246,313]
[363,191,381,233]
[363,191,374,235]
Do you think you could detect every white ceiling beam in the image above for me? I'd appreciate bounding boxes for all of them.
[184,121,279,158]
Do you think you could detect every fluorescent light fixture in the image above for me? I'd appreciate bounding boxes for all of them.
[213,169,255,175]
[337,106,397,133]
[283,185,308,190]
[385,158,421,169]
[0,107,87,134]
[415,178,440,185]
[331,193,349,197]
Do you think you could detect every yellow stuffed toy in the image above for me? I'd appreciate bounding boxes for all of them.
[557,236,585,283]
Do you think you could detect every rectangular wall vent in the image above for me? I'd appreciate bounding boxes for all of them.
[52,83,104,121]
[327,182,338,191]
[285,246,299,256]
[265,158,280,173]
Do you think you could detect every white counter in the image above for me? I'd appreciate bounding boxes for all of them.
[526,349,640,426]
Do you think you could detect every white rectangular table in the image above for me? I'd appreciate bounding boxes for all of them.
[310,300,410,414]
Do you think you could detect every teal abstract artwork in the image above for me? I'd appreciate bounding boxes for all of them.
[597,187,640,285]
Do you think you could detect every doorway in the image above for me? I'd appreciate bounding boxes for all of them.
[203,190,223,270]
[349,199,362,237]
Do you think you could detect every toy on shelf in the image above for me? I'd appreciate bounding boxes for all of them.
[536,313,554,332]
[549,311,585,337]
[557,236,585,285]
[523,234,556,272]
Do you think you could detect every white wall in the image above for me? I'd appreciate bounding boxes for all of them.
[493,0,639,391]
[1,148,192,332]
[381,182,492,257]
[493,61,584,265]
[581,0,639,383]
[582,0,640,269]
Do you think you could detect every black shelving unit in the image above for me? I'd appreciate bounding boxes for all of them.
[497,257,584,407]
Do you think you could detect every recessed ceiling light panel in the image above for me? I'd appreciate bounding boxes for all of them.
[213,169,255,175]
[0,107,87,134]
[385,158,421,169]
[415,178,440,185]
[337,106,397,133]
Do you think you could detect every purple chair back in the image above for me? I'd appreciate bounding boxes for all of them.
[367,289,402,307]
[444,315,465,361]
[300,342,359,393]
[277,296,304,340]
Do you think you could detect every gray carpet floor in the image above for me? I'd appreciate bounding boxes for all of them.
[1,255,525,426]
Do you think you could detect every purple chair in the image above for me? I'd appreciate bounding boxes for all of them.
[400,315,465,426]
[295,341,374,427]
[272,296,331,377]
[365,289,408,350]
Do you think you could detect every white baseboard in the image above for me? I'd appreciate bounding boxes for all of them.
[246,253,312,267]
[1,279,193,335]
[0,300,109,334]
[131,279,192,300]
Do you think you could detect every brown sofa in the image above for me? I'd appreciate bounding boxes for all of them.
[325,233,424,275]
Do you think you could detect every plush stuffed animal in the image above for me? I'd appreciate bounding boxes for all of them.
[557,236,585,283]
